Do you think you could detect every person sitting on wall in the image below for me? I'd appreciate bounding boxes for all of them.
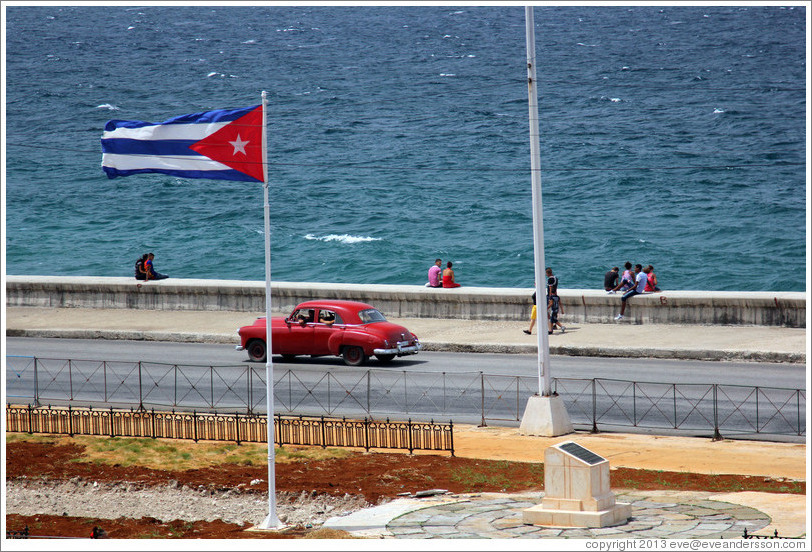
[426,258,442,287]
[144,252,168,281]
[442,261,461,288]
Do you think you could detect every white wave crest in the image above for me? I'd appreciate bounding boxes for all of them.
[96,103,119,110]
[304,234,381,244]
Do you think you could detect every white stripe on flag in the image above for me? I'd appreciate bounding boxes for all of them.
[102,121,232,141]
[101,153,230,172]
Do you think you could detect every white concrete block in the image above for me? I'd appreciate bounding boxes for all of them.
[518,394,574,436]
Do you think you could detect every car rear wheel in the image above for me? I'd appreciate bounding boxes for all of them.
[375,354,395,364]
[246,339,267,363]
[342,345,367,366]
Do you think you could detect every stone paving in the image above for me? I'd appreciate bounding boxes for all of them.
[385,491,771,539]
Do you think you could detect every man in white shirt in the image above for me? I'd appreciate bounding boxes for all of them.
[615,264,648,320]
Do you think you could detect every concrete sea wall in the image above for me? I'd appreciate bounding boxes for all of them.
[5,276,806,327]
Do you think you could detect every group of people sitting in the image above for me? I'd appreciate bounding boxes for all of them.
[134,252,168,282]
[425,258,461,288]
[604,262,661,320]
[604,262,660,294]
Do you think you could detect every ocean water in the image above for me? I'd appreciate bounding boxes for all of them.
[4,5,807,291]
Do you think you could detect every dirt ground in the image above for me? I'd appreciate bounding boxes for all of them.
[5,438,805,539]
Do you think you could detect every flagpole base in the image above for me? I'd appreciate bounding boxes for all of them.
[519,394,574,437]
[250,513,287,532]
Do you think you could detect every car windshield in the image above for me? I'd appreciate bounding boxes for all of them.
[357,308,387,323]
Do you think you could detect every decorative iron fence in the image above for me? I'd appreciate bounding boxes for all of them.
[5,404,454,455]
[742,528,804,539]
[6,356,805,439]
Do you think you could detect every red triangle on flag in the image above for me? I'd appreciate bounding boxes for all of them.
[189,105,264,182]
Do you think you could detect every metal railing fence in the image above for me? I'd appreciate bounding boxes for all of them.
[6,355,805,439]
[5,404,454,455]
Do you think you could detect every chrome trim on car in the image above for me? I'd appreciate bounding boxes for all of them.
[235,345,245,351]
[373,343,422,356]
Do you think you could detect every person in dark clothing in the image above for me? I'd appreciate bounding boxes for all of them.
[548,289,564,334]
[134,254,148,280]
[604,266,619,291]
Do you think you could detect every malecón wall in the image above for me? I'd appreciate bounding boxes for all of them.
[5,276,806,327]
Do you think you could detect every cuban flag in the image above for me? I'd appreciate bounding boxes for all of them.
[101,104,264,183]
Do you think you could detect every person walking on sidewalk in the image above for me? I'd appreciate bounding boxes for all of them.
[548,287,564,334]
[523,288,537,335]
[545,267,558,295]
[615,264,647,320]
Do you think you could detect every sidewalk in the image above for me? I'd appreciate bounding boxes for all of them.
[4,307,807,363]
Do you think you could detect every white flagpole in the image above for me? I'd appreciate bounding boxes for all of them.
[526,6,552,397]
[259,90,282,529]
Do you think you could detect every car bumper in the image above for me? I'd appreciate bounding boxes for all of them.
[235,345,244,351]
[373,342,422,356]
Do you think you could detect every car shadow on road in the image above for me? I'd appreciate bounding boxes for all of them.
[245,356,429,369]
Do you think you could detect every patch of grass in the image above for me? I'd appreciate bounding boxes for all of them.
[7,433,356,471]
[450,460,544,491]
[5,433,59,445]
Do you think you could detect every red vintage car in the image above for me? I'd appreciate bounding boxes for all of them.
[236,300,421,366]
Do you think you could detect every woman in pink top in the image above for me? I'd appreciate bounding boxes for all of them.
[442,261,461,288]
[645,265,660,292]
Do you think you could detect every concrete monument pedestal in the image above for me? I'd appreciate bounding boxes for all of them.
[518,394,573,437]
[523,441,631,528]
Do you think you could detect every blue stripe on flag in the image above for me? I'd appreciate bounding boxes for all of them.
[103,105,259,131]
[102,166,261,182]
[101,138,199,156]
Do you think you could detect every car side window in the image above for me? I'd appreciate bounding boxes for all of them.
[292,309,315,323]
[318,310,342,325]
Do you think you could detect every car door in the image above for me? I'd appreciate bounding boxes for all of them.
[276,308,315,354]
[312,309,343,355]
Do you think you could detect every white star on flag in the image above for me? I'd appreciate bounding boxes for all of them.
[229,134,249,156]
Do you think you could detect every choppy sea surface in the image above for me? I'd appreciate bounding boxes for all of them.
[4,5,807,291]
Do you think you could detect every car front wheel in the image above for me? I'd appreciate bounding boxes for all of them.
[246,339,267,363]
[342,345,367,366]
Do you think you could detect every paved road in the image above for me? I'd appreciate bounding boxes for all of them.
[5,338,805,441]
[5,337,805,386]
